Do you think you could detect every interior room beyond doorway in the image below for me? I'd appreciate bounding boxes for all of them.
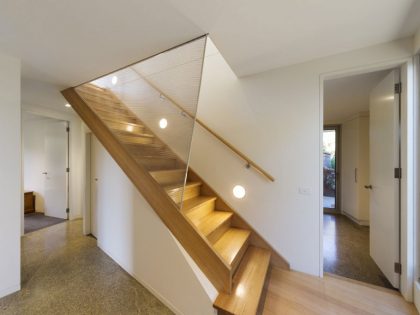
[22,112,69,234]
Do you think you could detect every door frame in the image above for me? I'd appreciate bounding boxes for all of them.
[83,131,92,235]
[323,125,341,214]
[22,115,70,221]
[319,57,415,301]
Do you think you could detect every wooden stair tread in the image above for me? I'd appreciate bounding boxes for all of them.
[214,228,251,268]
[195,211,233,238]
[214,246,271,315]
[180,196,217,213]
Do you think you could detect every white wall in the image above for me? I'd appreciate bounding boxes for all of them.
[340,114,370,224]
[414,28,420,53]
[0,51,21,298]
[90,136,215,315]
[190,37,414,278]
[22,78,85,220]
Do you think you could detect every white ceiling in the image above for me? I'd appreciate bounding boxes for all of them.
[188,0,420,76]
[0,0,419,87]
[324,70,389,123]
[0,1,203,87]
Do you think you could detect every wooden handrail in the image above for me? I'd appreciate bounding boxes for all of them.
[133,70,275,182]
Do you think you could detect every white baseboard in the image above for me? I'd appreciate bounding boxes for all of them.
[343,211,370,226]
[97,241,184,315]
[0,284,20,299]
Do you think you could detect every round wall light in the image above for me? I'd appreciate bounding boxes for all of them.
[65,103,71,108]
[159,118,168,129]
[233,185,246,199]
[111,75,118,85]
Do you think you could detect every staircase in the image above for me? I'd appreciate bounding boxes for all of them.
[63,83,289,315]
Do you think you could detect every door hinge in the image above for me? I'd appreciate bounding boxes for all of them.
[394,262,402,274]
[66,167,70,173]
[394,82,402,94]
[394,167,402,179]
[66,126,70,132]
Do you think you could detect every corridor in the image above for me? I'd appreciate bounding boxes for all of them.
[0,220,173,315]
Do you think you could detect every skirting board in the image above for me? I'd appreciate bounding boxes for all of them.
[0,284,20,299]
[97,241,185,315]
[343,211,370,226]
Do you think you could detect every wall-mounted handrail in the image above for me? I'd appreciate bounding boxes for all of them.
[133,70,275,182]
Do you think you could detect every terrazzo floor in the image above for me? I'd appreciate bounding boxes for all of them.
[323,213,394,289]
[0,219,174,315]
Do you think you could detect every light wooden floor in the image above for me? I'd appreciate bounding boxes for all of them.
[262,267,418,315]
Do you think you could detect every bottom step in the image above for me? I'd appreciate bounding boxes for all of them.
[214,246,271,315]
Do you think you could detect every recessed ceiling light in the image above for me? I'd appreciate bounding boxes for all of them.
[233,185,246,199]
[111,76,118,85]
[65,103,71,108]
[159,118,168,129]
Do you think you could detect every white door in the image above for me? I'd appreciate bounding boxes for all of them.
[90,135,99,238]
[369,70,400,288]
[44,120,68,219]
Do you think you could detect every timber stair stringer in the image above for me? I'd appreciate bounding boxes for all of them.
[62,87,232,293]
[63,83,291,314]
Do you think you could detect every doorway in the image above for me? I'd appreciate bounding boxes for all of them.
[22,113,69,233]
[322,68,401,290]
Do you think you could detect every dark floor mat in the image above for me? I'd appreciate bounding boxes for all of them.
[24,213,66,234]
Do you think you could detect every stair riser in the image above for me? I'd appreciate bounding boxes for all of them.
[81,95,122,108]
[129,149,176,160]
[185,199,216,225]
[93,111,137,124]
[78,94,126,112]
[150,170,186,186]
[136,158,178,171]
[207,217,232,244]
[169,185,201,204]
[119,136,154,145]
[76,88,120,103]
[90,106,132,118]
[106,121,144,134]
[230,238,250,277]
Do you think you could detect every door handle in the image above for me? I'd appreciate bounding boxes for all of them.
[42,172,48,175]
[364,185,373,189]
